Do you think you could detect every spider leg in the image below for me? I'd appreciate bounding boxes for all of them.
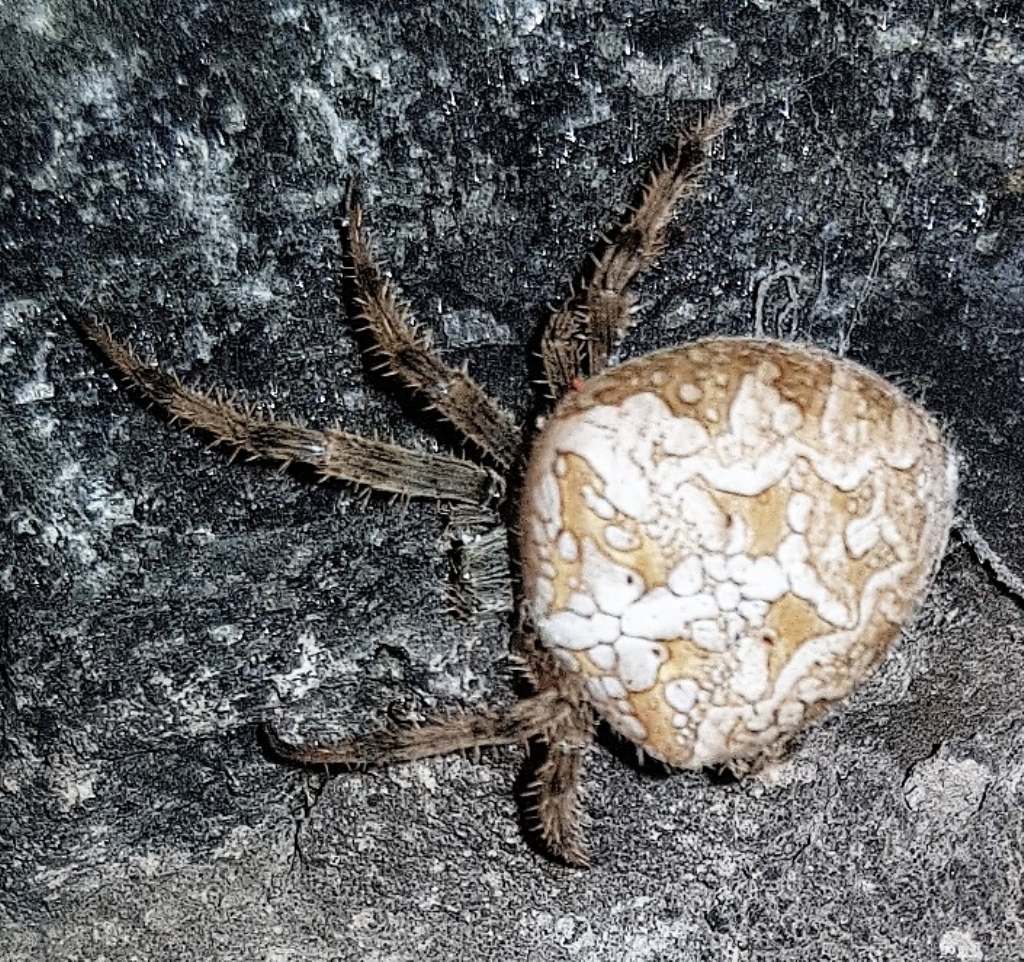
[343,193,522,469]
[84,322,501,505]
[444,520,514,622]
[526,707,593,868]
[540,105,735,399]
[538,306,582,403]
[509,645,594,866]
[262,688,567,766]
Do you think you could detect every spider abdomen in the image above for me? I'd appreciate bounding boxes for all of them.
[520,337,957,769]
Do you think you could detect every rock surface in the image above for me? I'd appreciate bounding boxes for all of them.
[2,2,1023,960]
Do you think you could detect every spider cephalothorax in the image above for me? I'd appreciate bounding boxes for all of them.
[84,106,955,866]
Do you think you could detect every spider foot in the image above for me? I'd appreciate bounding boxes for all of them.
[522,741,591,868]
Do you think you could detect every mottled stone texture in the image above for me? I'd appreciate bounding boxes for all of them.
[2,2,1022,960]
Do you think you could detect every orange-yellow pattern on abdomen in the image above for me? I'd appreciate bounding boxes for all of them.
[520,338,956,768]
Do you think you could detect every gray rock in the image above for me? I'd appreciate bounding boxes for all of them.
[2,2,1022,959]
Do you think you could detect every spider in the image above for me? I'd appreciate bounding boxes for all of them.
[83,106,956,867]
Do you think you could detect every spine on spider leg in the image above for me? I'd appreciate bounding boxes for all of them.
[82,321,499,505]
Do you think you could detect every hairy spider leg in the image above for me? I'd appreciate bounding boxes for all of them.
[262,688,567,766]
[83,322,500,504]
[343,193,522,469]
[444,523,515,621]
[506,645,596,866]
[524,708,593,868]
[540,105,735,399]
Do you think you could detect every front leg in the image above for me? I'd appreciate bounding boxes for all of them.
[343,193,522,469]
[540,105,735,399]
[84,322,501,505]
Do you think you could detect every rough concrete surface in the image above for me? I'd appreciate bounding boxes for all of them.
[2,1,1023,960]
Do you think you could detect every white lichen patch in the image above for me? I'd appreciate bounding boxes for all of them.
[520,338,956,768]
[44,753,102,813]
[903,754,992,821]
[938,928,984,962]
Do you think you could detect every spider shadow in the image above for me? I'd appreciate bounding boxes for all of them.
[591,721,745,787]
